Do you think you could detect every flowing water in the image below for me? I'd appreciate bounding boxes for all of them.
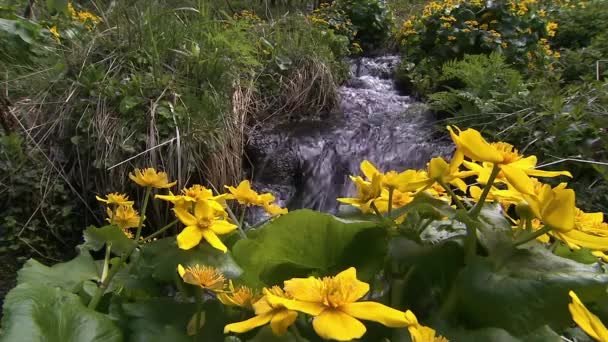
[246,55,451,214]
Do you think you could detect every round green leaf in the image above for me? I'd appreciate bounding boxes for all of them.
[232,209,384,287]
[0,283,122,342]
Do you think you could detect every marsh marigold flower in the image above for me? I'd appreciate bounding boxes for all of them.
[129,168,176,188]
[156,184,226,212]
[337,175,382,213]
[96,192,134,207]
[106,205,140,230]
[225,180,288,215]
[404,310,448,342]
[174,200,237,252]
[568,291,608,341]
[218,281,258,309]
[448,126,571,195]
[265,267,410,341]
[225,286,298,336]
[177,264,225,290]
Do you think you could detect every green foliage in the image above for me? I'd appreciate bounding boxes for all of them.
[0,134,80,262]
[397,0,559,94]
[429,53,527,116]
[232,209,385,287]
[309,0,394,53]
[1,283,122,342]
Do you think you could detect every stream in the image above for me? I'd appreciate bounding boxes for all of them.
[246,55,452,214]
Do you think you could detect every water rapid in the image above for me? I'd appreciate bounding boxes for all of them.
[246,55,451,214]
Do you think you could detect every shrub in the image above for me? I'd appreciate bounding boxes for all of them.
[398,0,560,94]
[312,0,394,52]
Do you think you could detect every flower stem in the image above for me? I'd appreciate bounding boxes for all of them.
[513,225,552,247]
[88,248,132,309]
[134,186,152,241]
[226,205,247,239]
[436,179,466,210]
[142,219,178,242]
[100,243,112,283]
[469,163,501,218]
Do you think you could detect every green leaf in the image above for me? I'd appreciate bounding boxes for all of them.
[83,225,137,255]
[453,246,608,335]
[447,325,561,342]
[121,298,195,342]
[0,283,122,342]
[16,252,99,292]
[46,0,68,14]
[232,209,383,287]
[248,326,309,342]
[554,244,599,264]
[138,237,242,282]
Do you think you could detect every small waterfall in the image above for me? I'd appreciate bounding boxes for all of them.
[246,55,451,214]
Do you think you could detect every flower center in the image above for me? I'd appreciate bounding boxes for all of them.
[188,265,225,289]
[320,277,356,308]
[491,142,521,164]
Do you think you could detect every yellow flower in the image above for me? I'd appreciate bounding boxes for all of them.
[374,189,414,213]
[265,267,410,341]
[224,180,287,215]
[218,281,258,309]
[49,26,60,42]
[225,286,298,336]
[471,179,575,234]
[177,264,225,290]
[67,3,77,17]
[156,184,226,212]
[263,202,288,216]
[552,209,608,252]
[106,205,140,230]
[448,126,571,195]
[337,175,382,213]
[174,200,237,252]
[426,156,474,192]
[96,192,134,207]
[547,22,558,37]
[360,160,427,192]
[129,168,177,189]
[568,291,608,341]
[404,310,448,342]
[523,182,575,232]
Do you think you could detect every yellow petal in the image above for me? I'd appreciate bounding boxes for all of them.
[312,309,366,341]
[176,226,203,250]
[177,264,186,278]
[447,126,503,163]
[526,169,573,178]
[361,160,381,181]
[500,164,535,195]
[404,310,419,325]
[174,208,198,227]
[334,267,369,302]
[553,230,608,250]
[209,220,238,235]
[542,188,575,232]
[569,291,608,341]
[283,277,325,303]
[340,301,411,328]
[428,157,449,180]
[592,251,608,263]
[224,312,273,334]
[269,310,298,336]
[201,229,228,253]
[265,293,326,316]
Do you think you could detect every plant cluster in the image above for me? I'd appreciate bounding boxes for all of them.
[3,127,608,341]
[312,0,394,52]
[397,0,560,94]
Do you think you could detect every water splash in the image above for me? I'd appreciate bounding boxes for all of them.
[246,55,450,214]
